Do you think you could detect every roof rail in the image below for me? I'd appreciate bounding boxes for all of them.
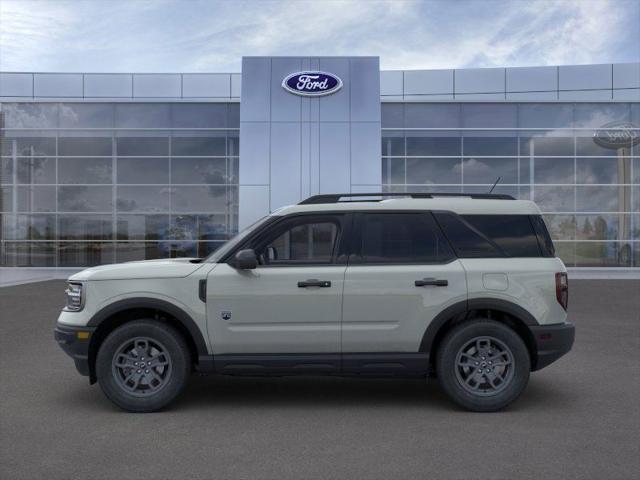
[298,192,515,205]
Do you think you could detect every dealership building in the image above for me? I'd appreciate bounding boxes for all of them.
[0,57,638,271]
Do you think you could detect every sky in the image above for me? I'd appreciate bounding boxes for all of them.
[0,0,638,73]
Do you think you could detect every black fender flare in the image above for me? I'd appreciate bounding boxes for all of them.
[87,297,209,357]
[419,298,539,353]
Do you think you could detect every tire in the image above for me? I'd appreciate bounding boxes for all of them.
[96,320,191,412]
[436,319,530,412]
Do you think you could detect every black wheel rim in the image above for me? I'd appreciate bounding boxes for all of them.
[112,337,172,397]
[454,336,515,397]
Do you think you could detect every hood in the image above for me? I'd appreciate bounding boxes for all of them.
[68,258,205,281]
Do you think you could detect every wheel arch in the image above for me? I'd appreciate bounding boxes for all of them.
[86,298,209,383]
[421,298,539,372]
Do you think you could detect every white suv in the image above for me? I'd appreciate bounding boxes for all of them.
[55,193,574,412]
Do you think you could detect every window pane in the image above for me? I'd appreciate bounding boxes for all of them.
[171,136,226,156]
[575,242,631,267]
[265,222,338,263]
[116,137,168,156]
[406,136,461,156]
[381,103,404,128]
[58,137,112,156]
[534,158,574,184]
[169,214,230,241]
[360,213,454,263]
[576,158,629,184]
[543,214,576,240]
[171,104,227,128]
[116,186,170,212]
[573,103,630,128]
[228,104,240,127]
[533,186,574,212]
[116,158,169,184]
[116,214,170,240]
[2,103,58,128]
[171,186,233,213]
[114,104,171,128]
[406,158,462,184]
[576,186,625,212]
[575,214,633,241]
[405,104,461,128]
[1,242,56,266]
[463,137,517,156]
[2,136,56,156]
[171,158,227,184]
[519,136,574,156]
[462,215,541,257]
[17,185,56,212]
[1,158,13,183]
[462,157,517,184]
[576,134,626,156]
[382,158,405,184]
[59,103,114,128]
[16,157,56,184]
[462,104,517,128]
[58,242,115,267]
[554,242,575,266]
[381,135,404,156]
[58,186,112,212]
[58,158,112,184]
[59,214,113,240]
[115,242,166,262]
[435,212,502,258]
[1,214,55,240]
[518,104,573,129]
[1,186,12,211]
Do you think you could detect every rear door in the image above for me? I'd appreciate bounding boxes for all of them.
[341,212,467,368]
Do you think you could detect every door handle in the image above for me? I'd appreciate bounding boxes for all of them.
[298,279,332,288]
[415,278,448,287]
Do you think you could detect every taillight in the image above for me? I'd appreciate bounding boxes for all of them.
[555,272,568,311]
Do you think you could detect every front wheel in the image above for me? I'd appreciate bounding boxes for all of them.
[96,320,191,412]
[436,319,530,412]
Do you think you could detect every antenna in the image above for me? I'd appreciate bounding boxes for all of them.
[488,176,501,193]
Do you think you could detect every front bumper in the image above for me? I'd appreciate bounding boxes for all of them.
[54,324,96,377]
[530,321,575,371]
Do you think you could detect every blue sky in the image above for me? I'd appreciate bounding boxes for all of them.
[0,0,638,72]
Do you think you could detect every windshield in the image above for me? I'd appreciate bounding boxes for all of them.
[204,215,271,263]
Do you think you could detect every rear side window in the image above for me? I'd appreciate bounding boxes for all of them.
[531,215,556,257]
[356,213,454,264]
[462,215,542,257]
[434,212,503,258]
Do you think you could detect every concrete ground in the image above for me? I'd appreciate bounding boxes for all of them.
[1,280,639,480]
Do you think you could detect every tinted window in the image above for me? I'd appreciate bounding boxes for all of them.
[462,215,541,257]
[259,219,339,265]
[531,215,556,257]
[434,212,502,258]
[358,213,453,264]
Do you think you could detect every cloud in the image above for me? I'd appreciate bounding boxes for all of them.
[0,0,638,73]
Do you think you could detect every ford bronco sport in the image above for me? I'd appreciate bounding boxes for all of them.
[55,192,575,412]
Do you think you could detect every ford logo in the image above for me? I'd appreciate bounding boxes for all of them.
[282,71,343,97]
[593,121,639,149]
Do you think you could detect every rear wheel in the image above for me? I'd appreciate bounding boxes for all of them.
[96,320,191,412]
[436,319,530,412]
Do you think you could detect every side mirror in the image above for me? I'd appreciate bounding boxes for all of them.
[233,249,257,270]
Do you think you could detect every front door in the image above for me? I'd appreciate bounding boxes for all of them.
[341,212,467,373]
[206,213,350,372]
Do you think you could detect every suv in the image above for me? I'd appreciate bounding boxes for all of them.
[55,193,574,412]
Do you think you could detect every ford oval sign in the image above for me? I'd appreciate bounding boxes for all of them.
[593,121,640,149]
[282,71,342,97]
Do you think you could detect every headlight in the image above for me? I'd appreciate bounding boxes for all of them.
[64,282,84,311]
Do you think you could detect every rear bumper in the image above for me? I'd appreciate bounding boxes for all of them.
[530,322,575,371]
[54,324,95,377]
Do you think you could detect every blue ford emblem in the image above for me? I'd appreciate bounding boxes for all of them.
[282,71,343,97]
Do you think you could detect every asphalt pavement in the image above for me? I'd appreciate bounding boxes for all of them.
[1,279,639,479]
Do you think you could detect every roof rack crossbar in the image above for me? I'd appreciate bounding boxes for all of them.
[298,192,515,205]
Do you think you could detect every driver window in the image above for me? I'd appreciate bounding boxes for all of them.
[260,221,339,265]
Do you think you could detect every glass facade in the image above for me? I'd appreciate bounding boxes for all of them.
[0,102,239,266]
[382,103,640,267]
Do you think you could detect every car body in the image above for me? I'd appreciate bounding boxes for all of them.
[55,192,575,412]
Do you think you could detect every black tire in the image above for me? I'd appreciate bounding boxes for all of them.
[436,319,530,412]
[96,320,191,412]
